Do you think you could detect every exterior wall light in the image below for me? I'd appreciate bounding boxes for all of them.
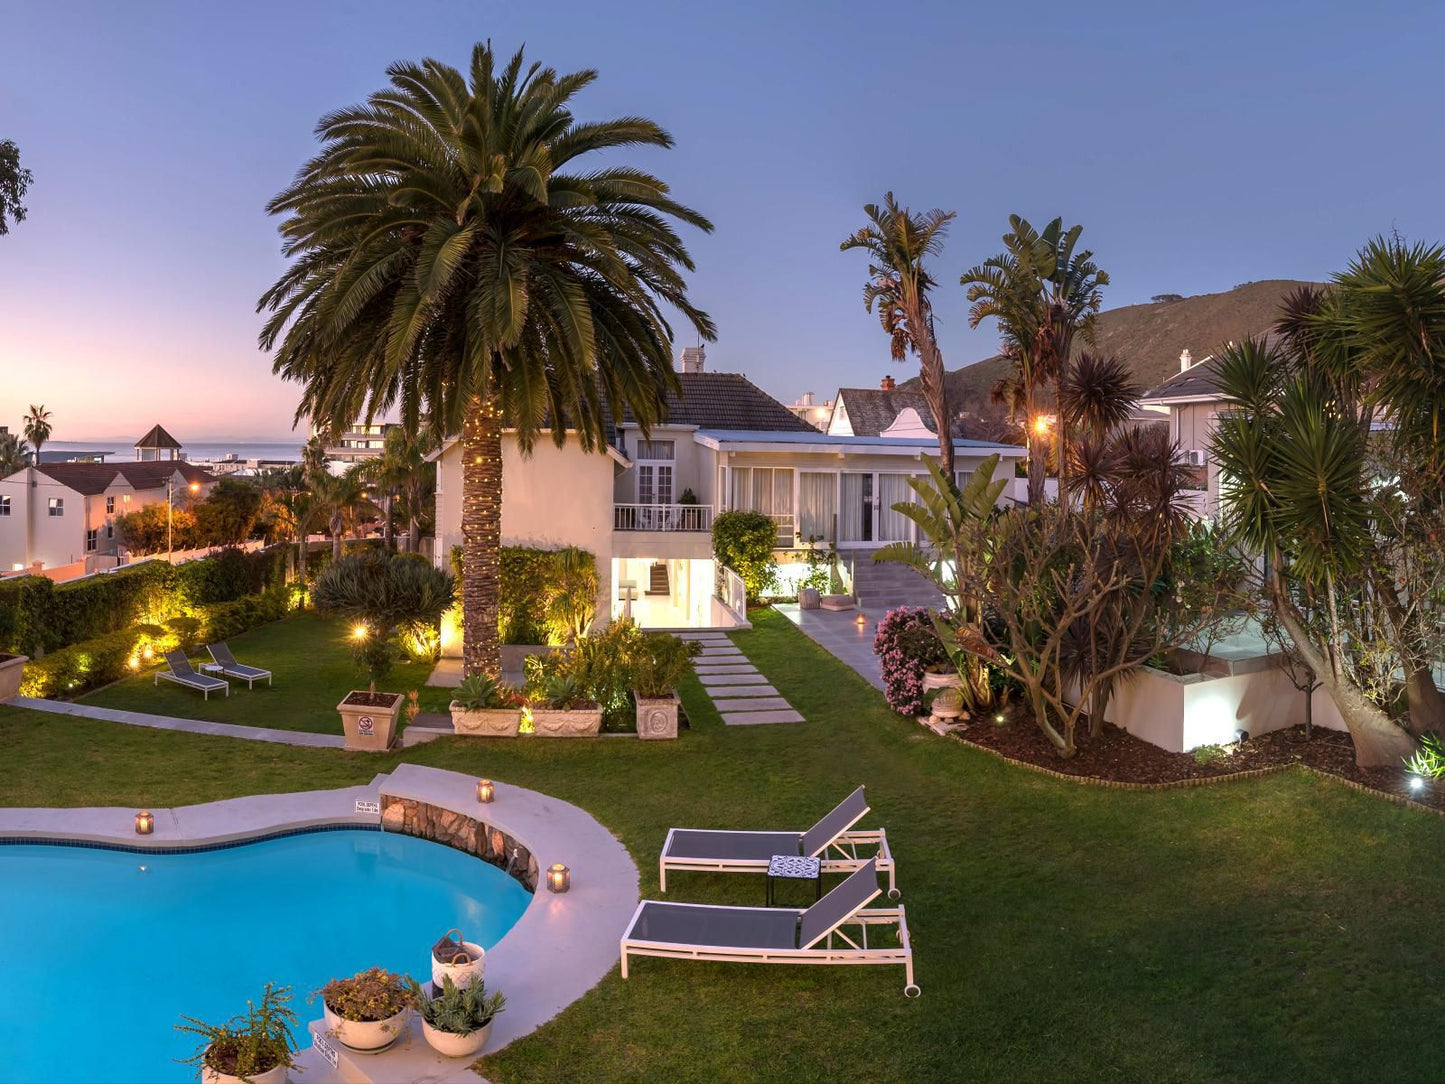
[134,810,155,835]
[546,863,571,893]
[476,779,495,804]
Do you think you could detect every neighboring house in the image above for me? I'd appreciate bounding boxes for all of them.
[323,421,401,463]
[1139,349,1225,518]
[134,423,186,462]
[432,354,1025,634]
[784,391,834,431]
[0,460,215,576]
[826,376,939,438]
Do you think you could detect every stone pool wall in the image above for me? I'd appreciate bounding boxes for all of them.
[380,796,539,892]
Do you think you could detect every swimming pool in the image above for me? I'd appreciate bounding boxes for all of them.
[0,828,532,1083]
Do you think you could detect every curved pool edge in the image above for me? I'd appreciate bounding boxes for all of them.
[0,763,640,1066]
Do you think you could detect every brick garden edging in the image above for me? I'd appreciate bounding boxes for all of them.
[381,795,540,890]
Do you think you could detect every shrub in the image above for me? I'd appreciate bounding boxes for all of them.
[630,633,700,698]
[453,544,600,646]
[176,983,299,1083]
[873,606,947,716]
[18,627,150,698]
[315,968,409,1022]
[712,510,777,602]
[524,619,641,728]
[453,673,523,711]
[1405,732,1445,780]
[173,546,277,606]
[15,562,173,655]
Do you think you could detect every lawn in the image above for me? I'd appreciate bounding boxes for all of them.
[78,611,456,733]
[3,608,1443,1082]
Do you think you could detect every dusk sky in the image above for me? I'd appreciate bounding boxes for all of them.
[3,1,1444,441]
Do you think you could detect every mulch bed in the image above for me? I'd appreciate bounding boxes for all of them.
[953,707,1444,813]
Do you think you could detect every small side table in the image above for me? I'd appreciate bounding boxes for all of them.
[766,854,822,906]
[200,663,225,676]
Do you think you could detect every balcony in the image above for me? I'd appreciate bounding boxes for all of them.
[613,503,714,532]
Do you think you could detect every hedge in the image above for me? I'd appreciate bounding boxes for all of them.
[711,510,778,602]
[448,544,599,645]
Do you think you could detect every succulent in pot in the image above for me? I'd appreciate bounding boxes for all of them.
[449,673,525,736]
[528,672,603,737]
[315,967,410,1053]
[175,983,299,1084]
[406,975,507,1058]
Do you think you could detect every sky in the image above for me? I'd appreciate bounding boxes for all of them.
[2,0,1444,441]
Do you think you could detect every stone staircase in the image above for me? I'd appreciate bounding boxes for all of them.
[849,549,944,613]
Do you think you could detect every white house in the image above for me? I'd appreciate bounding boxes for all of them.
[432,353,1026,636]
[1138,349,1226,518]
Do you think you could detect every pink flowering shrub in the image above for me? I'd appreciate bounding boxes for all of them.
[873,606,948,716]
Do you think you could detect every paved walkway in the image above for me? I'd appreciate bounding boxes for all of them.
[679,631,804,725]
[773,602,885,691]
[7,696,347,748]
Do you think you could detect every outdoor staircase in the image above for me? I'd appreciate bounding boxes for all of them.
[849,549,944,613]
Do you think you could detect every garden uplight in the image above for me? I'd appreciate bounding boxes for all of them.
[855,613,867,626]
[546,863,571,893]
[134,810,154,835]
[476,779,495,804]
[351,623,369,641]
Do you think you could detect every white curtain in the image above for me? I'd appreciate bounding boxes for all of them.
[731,467,751,510]
[839,473,868,542]
[877,473,913,541]
[798,472,835,543]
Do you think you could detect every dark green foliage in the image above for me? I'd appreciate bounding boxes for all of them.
[0,138,32,236]
[173,547,281,606]
[14,562,172,656]
[711,511,778,601]
[630,633,700,698]
[453,673,522,711]
[474,545,599,646]
[18,627,149,698]
[192,478,265,547]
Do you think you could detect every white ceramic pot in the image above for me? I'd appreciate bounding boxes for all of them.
[323,1004,408,1052]
[432,939,485,989]
[421,1019,492,1058]
[201,1059,288,1084]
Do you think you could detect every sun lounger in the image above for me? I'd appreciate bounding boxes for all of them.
[659,784,898,897]
[206,643,273,689]
[155,651,229,699]
[621,858,918,995]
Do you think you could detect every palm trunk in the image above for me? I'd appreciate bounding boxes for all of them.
[910,306,954,477]
[1025,387,1045,507]
[331,513,342,561]
[383,494,395,552]
[461,399,503,678]
[297,537,308,600]
[1370,568,1445,734]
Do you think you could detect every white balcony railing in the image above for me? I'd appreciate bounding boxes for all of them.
[614,503,714,532]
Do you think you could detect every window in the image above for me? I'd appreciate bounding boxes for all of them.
[106,523,113,540]
[0,495,9,517]
[106,495,115,514]
[85,529,98,552]
[634,438,675,461]
[48,497,64,517]
[638,464,673,505]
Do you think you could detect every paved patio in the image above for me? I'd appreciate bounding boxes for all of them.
[773,603,884,691]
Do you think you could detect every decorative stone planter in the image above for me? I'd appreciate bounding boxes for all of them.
[529,706,603,737]
[922,670,963,691]
[449,704,522,737]
[336,691,404,752]
[634,691,680,740]
[201,1060,288,1084]
[0,654,26,702]
[421,1019,493,1058]
[798,587,821,610]
[323,1004,408,1053]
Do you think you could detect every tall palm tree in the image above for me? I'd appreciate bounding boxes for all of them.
[0,432,31,476]
[841,194,958,475]
[962,217,1108,507]
[309,465,377,561]
[22,404,52,465]
[363,427,435,552]
[259,43,714,677]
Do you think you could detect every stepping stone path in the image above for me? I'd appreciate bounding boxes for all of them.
[677,632,804,726]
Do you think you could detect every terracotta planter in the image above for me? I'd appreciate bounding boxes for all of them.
[922,670,963,691]
[0,654,27,701]
[529,706,603,737]
[449,704,522,737]
[201,1060,288,1084]
[420,1018,493,1059]
[336,691,403,752]
[635,691,680,740]
[323,1003,408,1052]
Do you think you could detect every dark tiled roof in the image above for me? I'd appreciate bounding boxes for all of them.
[134,424,183,450]
[36,461,214,496]
[834,388,935,436]
[1140,356,1224,403]
[621,372,817,432]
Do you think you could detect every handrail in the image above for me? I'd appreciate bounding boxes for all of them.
[613,503,714,532]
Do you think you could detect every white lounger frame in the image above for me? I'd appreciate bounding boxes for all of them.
[659,827,898,897]
[154,671,229,699]
[619,899,919,996]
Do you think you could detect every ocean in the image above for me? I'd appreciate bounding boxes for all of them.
[41,440,304,465]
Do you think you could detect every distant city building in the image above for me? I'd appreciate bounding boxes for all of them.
[134,423,185,462]
[319,420,401,463]
[784,392,834,431]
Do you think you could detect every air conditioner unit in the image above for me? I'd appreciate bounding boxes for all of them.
[1184,449,1207,467]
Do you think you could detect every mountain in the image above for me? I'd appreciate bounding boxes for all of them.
[905,279,1315,407]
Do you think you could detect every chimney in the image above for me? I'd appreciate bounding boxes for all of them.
[1179,349,1193,372]
[680,345,706,374]
[880,374,896,391]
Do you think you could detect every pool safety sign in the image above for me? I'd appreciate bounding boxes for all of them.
[313,1032,339,1068]
[355,799,381,815]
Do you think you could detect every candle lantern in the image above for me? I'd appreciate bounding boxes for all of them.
[134,810,155,835]
[546,863,571,894]
[476,779,495,804]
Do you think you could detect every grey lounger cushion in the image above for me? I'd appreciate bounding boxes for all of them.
[207,644,269,679]
[162,651,228,691]
[628,901,800,950]
[666,830,802,861]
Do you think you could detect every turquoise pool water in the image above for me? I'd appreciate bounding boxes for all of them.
[0,829,532,1083]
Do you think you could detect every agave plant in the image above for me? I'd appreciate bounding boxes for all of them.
[406,975,506,1036]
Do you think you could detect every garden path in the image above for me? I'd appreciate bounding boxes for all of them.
[678,631,804,725]
[6,696,348,748]
[772,602,885,691]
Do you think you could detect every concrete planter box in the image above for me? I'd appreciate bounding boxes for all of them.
[634,691,680,740]
[448,704,522,737]
[323,1003,408,1052]
[336,692,403,752]
[0,654,27,702]
[421,1018,493,1058]
[529,706,603,737]
[819,594,854,611]
[201,1061,288,1084]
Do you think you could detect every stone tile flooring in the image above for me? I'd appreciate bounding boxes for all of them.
[678,631,804,725]
[772,602,885,690]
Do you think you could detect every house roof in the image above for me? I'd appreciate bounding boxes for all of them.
[694,429,1027,457]
[1140,356,1225,404]
[134,424,183,450]
[620,372,818,433]
[833,387,935,436]
[33,461,214,496]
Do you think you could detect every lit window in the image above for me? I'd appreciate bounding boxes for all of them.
[48,498,63,517]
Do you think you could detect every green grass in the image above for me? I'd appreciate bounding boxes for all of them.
[78,612,455,732]
[3,608,1442,1082]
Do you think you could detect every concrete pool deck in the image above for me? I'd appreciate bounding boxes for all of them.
[0,765,639,1083]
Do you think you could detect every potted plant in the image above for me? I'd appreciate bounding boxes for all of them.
[312,551,456,751]
[316,967,410,1053]
[175,983,299,1084]
[449,673,524,736]
[431,928,485,990]
[631,633,699,740]
[406,975,506,1059]
[529,673,603,736]
[0,652,28,702]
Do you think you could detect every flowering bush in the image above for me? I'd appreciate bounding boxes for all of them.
[873,606,948,716]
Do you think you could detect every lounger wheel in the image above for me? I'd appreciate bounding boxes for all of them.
[887,887,901,900]
[904,984,921,998]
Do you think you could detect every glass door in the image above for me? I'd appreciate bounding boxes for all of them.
[877,473,914,542]
[798,472,836,544]
[838,472,873,544]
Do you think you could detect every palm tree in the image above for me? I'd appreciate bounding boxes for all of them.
[962,217,1109,507]
[363,427,435,552]
[259,43,714,677]
[840,194,958,475]
[0,432,31,476]
[308,465,377,561]
[22,404,52,465]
